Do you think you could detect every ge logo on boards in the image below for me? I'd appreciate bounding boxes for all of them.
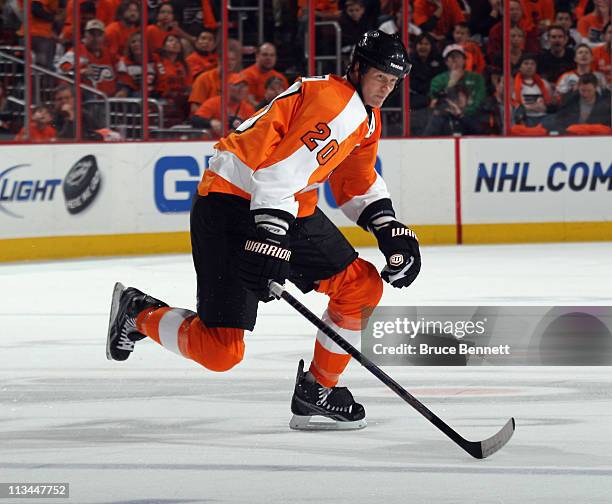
[154,156,209,213]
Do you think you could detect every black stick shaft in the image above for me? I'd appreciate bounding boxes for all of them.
[268,282,498,458]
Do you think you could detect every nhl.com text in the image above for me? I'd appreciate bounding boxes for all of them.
[370,317,511,357]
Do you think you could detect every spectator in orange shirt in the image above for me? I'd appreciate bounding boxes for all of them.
[155,34,192,124]
[16,0,59,68]
[592,23,611,83]
[578,0,610,45]
[186,29,218,79]
[242,43,289,108]
[452,23,486,74]
[146,2,196,56]
[191,72,255,138]
[575,0,591,20]
[15,105,57,142]
[188,39,242,114]
[104,0,140,57]
[519,0,555,34]
[413,0,465,41]
[57,19,120,97]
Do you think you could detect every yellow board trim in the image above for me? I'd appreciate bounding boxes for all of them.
[463,221,612,244]
[0,232,192,262]
[1,222,610,262]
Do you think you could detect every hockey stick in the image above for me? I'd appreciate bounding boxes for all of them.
[269,281,515,459]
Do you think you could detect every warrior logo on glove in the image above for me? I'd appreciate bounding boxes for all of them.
[391,227,417,239]
[370,217,421,289]
[389,253,404,267]
[239,212,293,302]
[244,240,291,260]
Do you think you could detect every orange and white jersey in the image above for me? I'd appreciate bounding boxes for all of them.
[198,74,390,221]
[555,70,608,95]
[57,45,118,97]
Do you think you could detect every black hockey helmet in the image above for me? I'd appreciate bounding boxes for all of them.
[351,30,411,80]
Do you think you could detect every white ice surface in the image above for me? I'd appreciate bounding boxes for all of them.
[1,242,612,504]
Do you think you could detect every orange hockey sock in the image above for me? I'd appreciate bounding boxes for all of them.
[308,258,383,387]
[136,307,245,372]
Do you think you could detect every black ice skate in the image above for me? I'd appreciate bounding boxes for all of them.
[289,359,367,431]
[106,282,167,361]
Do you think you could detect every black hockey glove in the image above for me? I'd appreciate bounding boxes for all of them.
[238,212,293,302]
[371,217,421,289]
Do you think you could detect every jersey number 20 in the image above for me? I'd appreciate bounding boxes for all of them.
[300,123,339,166]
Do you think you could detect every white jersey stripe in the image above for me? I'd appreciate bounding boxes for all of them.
[208,149,254,194]
[250,91,368,216]
[338,171,391,223]
[316,309,361,355]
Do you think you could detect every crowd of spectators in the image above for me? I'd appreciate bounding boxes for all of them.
[406,0,611,135]
[0,0,610,141]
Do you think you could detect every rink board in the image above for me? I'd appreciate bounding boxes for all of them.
[0,136,610,261]
[459,136,612,244]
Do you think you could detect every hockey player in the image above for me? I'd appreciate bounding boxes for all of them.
[107,30,420,430]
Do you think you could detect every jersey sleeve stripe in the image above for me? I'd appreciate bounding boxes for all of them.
[338,171,391,223]
[207,149,255,194]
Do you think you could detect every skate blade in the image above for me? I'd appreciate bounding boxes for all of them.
[289,414,367,431]
[106,282,126,361]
